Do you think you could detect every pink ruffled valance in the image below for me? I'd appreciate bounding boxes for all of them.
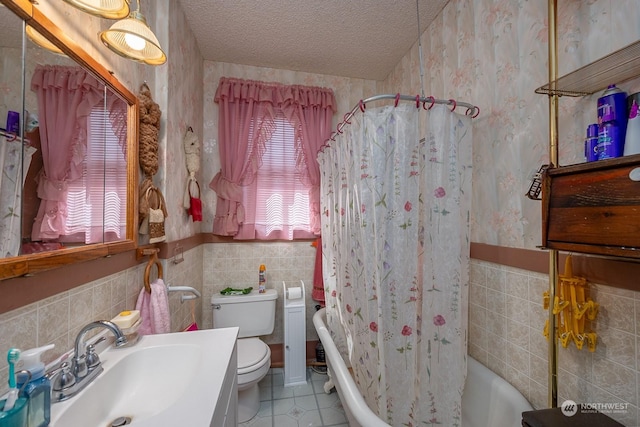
[31,65,104,97]
[215,77,337,112]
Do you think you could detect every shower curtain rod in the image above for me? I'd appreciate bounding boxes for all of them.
[327,93,479,142]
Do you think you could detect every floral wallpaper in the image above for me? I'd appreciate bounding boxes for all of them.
[160,0,204,241]
[382,0,640,250]
[0,47,22,128]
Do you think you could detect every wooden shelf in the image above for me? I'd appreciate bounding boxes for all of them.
[537,37,640,260]
[541,155,640,259]
[536,40,640,97]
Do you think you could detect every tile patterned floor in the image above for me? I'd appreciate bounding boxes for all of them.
[240,367,349,427]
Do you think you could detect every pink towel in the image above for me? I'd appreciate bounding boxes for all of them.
[312,237,325,305]
[135,278,171,335]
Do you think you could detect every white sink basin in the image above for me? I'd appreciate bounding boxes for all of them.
[50,327,238,427]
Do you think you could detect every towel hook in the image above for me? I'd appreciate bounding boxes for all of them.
[143,250,163,293]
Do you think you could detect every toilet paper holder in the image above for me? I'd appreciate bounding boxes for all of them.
[282,280,305,307]
[282,279,307,387]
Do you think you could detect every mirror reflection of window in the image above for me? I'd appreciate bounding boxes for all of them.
[63,101,127,244]
[22,65,129,253]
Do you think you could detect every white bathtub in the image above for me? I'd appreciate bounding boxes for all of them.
[312,308,533,427]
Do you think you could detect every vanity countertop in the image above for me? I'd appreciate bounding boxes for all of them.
[50,327,239,427]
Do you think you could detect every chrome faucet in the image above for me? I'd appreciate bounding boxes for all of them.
[48,320,128,402]
[72,320,127,378]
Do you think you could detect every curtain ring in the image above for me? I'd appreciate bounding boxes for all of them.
[423,96,436,110]
[336,124,344,134]
[449,99,457,112]
[394,93,400,107]
[359,100,366,112]
[465,106,480,118]
[343,112,352,124]
[415,95,421,108]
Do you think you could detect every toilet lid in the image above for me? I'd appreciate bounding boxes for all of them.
[237,338,269,370]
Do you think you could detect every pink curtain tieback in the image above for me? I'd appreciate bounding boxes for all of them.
[209,172,243,202]
[33,200,66,239]
[217,203,246,235]
[36,175,69,201]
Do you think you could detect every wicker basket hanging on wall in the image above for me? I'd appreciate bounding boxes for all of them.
[138,82,167,238]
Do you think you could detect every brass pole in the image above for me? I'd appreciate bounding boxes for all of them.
[548,252,559,408]
[547,0,559,409]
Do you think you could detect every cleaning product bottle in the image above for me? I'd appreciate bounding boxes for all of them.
[597,110,623,160]
[624,100,640,156]
[584,124,599,162]
[16,344,54,427]
[597,84,627,159]
[258,264,266,293]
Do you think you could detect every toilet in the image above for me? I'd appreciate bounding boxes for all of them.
[211,288,277,423]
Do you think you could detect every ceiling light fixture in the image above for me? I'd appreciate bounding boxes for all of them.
[25,25,65,55]
[99,0,166,65]
[62,0,130,20]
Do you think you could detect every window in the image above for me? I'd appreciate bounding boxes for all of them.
[242,111,314,240]
[62,105,127,243]
[211,77,335,239]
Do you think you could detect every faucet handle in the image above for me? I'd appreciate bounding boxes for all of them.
[51,362,76,391]
[86,342,102,370]
[86,344,100,370]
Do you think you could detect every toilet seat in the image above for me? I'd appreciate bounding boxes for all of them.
[237,338,270,375]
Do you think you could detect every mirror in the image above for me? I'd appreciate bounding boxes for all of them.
[0,0,137,279]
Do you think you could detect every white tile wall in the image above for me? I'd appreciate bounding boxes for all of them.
[202,241,320,345]
[0,245,203,397]
[469,259,639,426]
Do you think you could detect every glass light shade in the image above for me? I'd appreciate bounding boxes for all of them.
[62,0,130,19]
[25,25,65,55]
[99,10,166,65]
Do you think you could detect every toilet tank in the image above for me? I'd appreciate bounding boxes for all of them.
[211,289,277,338]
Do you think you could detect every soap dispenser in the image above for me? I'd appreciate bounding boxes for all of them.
[16,344,54,427]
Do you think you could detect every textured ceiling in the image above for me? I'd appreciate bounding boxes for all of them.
[1,1,451,81]
[178,0,450,80]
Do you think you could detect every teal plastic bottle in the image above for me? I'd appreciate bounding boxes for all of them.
[16,344,54,427]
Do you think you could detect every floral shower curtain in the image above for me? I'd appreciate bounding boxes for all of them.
[0,137,36,257]
[318,103,472,426]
